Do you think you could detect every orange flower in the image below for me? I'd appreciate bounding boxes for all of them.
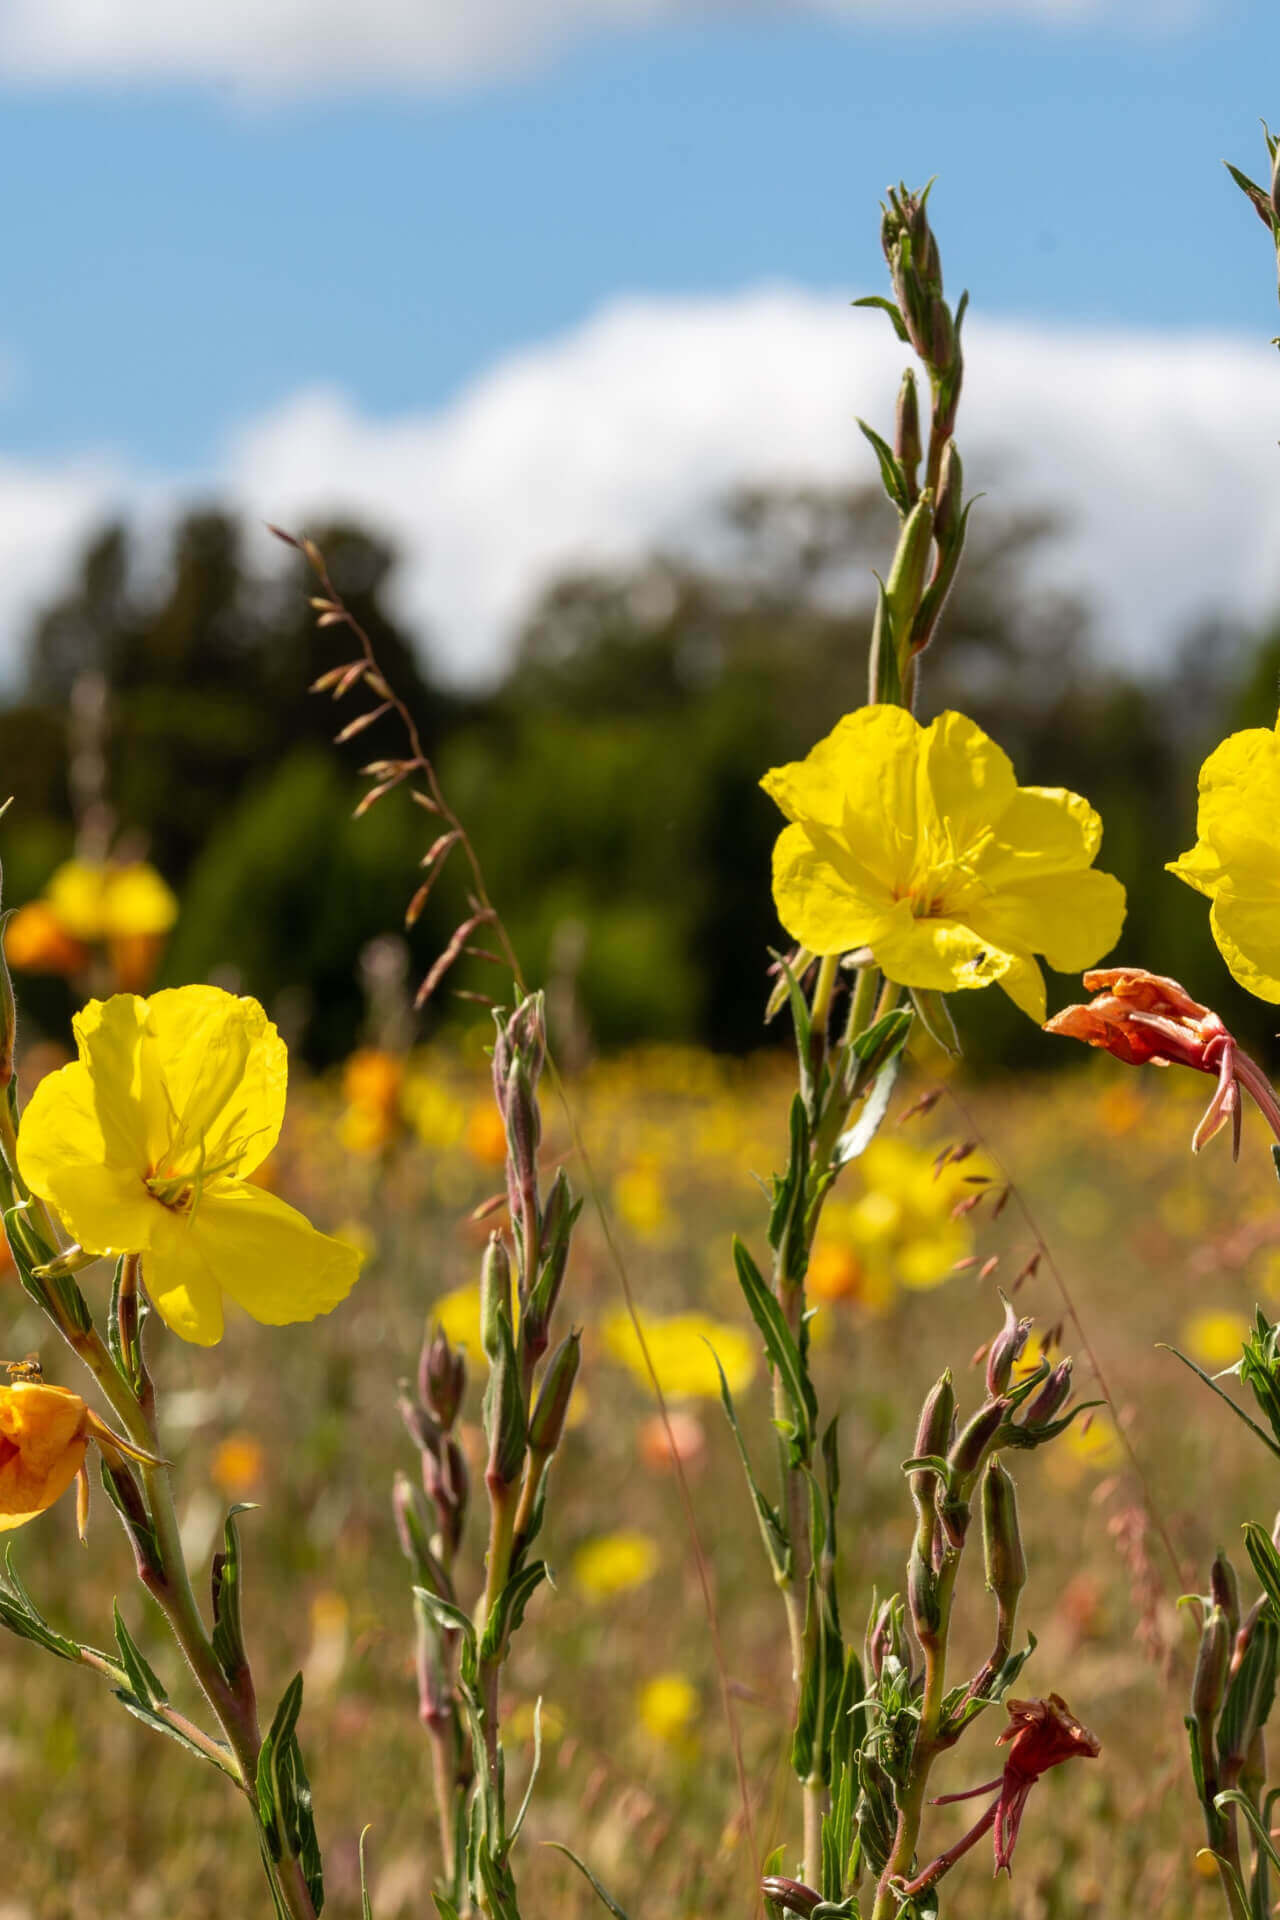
[5,903,91,978]
[1046,967,1280,1156]
[0,1381,90,1532]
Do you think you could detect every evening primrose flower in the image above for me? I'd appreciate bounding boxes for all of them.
[601,1309,756,1398]
[572,1530,659,1600]
[1168,714,1280,1000]
[0,1381,90,1532]
[17,986,361,1346]
[762,706,1125,1022]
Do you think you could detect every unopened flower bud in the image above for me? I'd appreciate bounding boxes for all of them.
[910,1369,954,1510]
[480,1233,512,1364]
[528,1329,581,1456]
[985,1293,1031,1400]
[1192,1602,1231,1733]
[885,491,935,640]
[1211,1551,1241,1640]
[1022,1359,1073,1430]
[981,1457,1026,1612]
[483,1320,527,1492]
[761,1878,821,1917]
[908,1542,941,1637]
[948,1397,1009,1479]
[895,369,922,493]
[1218,1608,1277,1770]
[523,1168,579,1357]
[866,1594,912,1686]
[933,438,964,551]
[929,297,957,375]
[420,1323,466,1431]
[492,993,546,1114]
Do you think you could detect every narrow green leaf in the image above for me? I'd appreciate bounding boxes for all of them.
[709,1343,790,1579]
[508,1698,544,1847]
[212,1503,257,1691]
[731,1237,816,1454]
[1160,1345,1280,1463]
[855,418,908,513]
[851,295,911,344]
[359,1827,374,1920]
[113,1692,235,1775]
[908,988,960,1057]
[113,1600,167,1707]
[544,1842,631,1919]
[832,1053,901,1168]
[479,1560,546,1662]
[414,1587,478,1650]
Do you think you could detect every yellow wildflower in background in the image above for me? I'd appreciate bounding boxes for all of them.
[1182,1310,1251,1371]
[1168,714,1280,1001]
[572,1530,659,1599]
[762,706,1125,1022]
[602,1309,755,1398]
[0,1382,89,1532]
[18,986,361,1346]
[45,860,178,943]
[637,1673,700,1748]
[211,1433,266,1497]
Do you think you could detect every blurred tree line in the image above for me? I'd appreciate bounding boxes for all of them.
[3,491,1276,1067]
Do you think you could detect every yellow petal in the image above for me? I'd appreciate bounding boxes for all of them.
[71,995,151,1167]
[966,868,1127,974]
[1208,887,1280,1003]
[976,785,1102,884]
[762,706,922,894]
[18,1056,157,1255]
[1187,725,1280,879]
[770,823,897,955]
[1165,837,1223,900]
[137,987,287,1180]
[141,1210,227,1345]
[916,711,1017,858]
[185,1184,362,1331]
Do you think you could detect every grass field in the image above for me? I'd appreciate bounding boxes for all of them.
[1,1031,1274,1919]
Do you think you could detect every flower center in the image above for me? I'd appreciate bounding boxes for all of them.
[0,1434,20,1472]
[144,1171,197,1215]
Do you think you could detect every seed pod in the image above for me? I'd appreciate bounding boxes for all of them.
[933,438,964,552]
[908,1542,941,1637]
[1211,1551,1241,1641]
[884,492,935,641]
[982,1457,1026,1612]
[479,1233,512,1365]
[528,1329,581,1456]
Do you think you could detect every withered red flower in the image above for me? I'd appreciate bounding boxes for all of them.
[1045,967,1280,1157]
[895,1693,1100,1898]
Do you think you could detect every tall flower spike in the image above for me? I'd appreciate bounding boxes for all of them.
[1045,967,1280,1159]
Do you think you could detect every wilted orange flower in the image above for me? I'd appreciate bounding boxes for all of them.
[896,1693,1099,1896]
[0,1381,90,1532]
[1046,967,1280,1157]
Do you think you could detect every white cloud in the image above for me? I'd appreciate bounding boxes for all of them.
[0,0,1197,95]
[3,291,1279,691]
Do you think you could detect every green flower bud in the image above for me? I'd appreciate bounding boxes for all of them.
[1192,1602,1231,1733]
[483,1316,527,1492]
[1211,1551,1241,1641]
[910,1368,954,1511]
[948,1397,1009,1480]
[884,491,935,643]
[528,1329,581,1456]
[480,1232,512,1365]
[908,1542,941,1637]
[981,1457,1026,1612]
[895,369,922,496]
[933,438,964,552]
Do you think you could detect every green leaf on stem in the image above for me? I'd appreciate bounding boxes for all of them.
[709,1343,790,1580]
[0,1544,84,1662]
[211,1502,257,1692]
[479,1559,547,1663]
[413,1586,477,1651]
[113,1599,167,1706]
[731,1237,816,1460]
[855,418,909,514]
[832,1053,901,1169]
[851,295,911,344]
[544,1842,631,1919]
[908,988,960,1057]
[1160,1344,1280,1463]
[113,1693,235,1774]
[256,1672,325,1915]
[508,1698,544,1847]
[1243,1522,1280,1617]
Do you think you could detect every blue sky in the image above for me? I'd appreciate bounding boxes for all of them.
[3,4,1279,468]
[1,1,1280,684]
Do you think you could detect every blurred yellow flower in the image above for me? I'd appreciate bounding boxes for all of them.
[1095,1083,1145,1136]
[339,1048,405,1156]
[762,705,1125,1022]
[572,1530,659,1600]
[18,986,361,1346]
[1257,1246,1280,1301]
[1066,1414,1125,1472]
[637,1673,700,1746]
[602,1310,755,1399]
[0,1382,89,1532]
[211,1433,265,1496]
[613,1157,670,1239]
[46,859,178,942]
[5,901,90,978]
[1168,714,1280,1001]
[1182,1310,1250,1371]
[432,1283,488,1355]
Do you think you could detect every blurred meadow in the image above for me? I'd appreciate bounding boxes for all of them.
[8,6,1280,1918]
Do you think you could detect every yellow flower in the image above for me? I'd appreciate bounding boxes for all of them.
[4,901,91,978]
[572,1530,659,1600]
[211,1433,266,1496]
[45,859,178,942]
[762,706,1125,1022]
[637,1673,700,1746]
[601,1309,756,1399]
[1168,716,1280,1000]
[17,986,361,1346]
[0,1382,89,1532]
[1182,1310,1251,1371]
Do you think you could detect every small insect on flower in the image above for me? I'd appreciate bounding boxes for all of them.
[16,985,363,1346]
[762,706,1125,1022]
[893,1693,1099,1897]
